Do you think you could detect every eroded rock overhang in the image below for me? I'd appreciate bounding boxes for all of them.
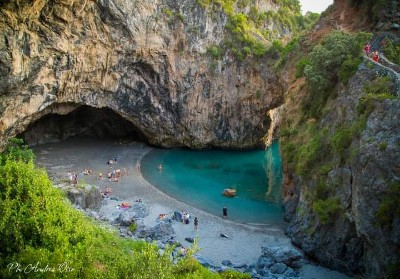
[0,0,284,149]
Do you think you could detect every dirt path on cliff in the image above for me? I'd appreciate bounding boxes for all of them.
[31,137,352,278]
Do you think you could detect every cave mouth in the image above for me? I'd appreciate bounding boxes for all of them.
[19,105,148,146]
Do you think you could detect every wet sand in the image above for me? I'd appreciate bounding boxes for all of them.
[32,137,351,278]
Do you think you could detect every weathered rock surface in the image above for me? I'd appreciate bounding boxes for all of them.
[64,184,102,211]
[117,203,149,226]
[0,0,284,149]
[136,221,175,241]
[282,59,400,277]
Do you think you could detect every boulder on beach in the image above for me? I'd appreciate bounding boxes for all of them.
[261,246,302,267]
[65,184,102,211]
[118,203,149,226]
[136,221,175,241]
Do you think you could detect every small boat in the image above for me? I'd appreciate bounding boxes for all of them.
[223,188,236,197]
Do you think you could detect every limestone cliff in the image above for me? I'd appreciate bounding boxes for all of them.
[0,0,288,149]
[279,0,400,278]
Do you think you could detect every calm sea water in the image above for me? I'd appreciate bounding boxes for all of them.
[141,141,284,225]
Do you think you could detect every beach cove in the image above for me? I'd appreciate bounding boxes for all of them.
[32,137,351,278]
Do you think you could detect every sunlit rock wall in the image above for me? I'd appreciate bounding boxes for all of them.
[0,0,284,149]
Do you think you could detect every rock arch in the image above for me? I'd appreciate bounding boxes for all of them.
[18,103,147,145]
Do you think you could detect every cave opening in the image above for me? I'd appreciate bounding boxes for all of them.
[19,105,148,145]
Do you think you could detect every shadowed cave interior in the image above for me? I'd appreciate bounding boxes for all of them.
[19,105,148,145]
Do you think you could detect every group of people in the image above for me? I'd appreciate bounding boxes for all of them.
[364,42,380,62]
[115,202,132,209]
[100,185,113,198]
[182,211,190,224]
[107,168,122,182]
[83,168,92,175]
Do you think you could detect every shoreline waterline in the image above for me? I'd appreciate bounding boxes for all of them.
[139,145,285,227]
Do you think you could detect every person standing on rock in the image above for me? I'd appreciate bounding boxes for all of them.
[223,206,228,218]
[194,217,198,231]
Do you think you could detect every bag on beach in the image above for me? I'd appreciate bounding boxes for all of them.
[173,211,183,222]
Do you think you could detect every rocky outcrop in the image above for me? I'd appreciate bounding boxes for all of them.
[0,0,284,149]
[65,184,102,211]
[276,0,400,276]
[281,53,400,277]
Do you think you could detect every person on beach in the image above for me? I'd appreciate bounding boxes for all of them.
[194,217,198,231]
[68,171,73,183]
[158,163,163,172]
[73,173,78,186]
[100,190,107,198]
[105,186,112,195]
[179,247,187,256]
[223,206,228,218]
[182,211,187,224]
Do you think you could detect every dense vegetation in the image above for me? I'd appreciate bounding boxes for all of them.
[381,37,400,65]
[197,0,319,60]
[280,30,399,224]
[0,139,248,279]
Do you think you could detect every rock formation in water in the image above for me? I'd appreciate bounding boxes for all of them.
[0,0,289,149]
[279,0,400,278]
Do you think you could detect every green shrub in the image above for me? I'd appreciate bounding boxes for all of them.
[379,142,388,151]
[315,180,330,200]
[364,76,394,96]
[331,126,353,157]
[319,164,332,175]
[302,31,372,118]
[0,137,35,163]
[162,8,173,17]
[312,198,342,224]
[338,57,362,84]
[295,57,310,78]
[304,31,371,93]
[198,0,314,60]
[375,182,400,228]
[255,89,261,99]
[207,45,223,58]
[381,38,400,65]
[129,222,137,233]
[176,12,185,23]
[295,125,323,177]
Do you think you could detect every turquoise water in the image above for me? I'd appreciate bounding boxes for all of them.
[141,141,284,226]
